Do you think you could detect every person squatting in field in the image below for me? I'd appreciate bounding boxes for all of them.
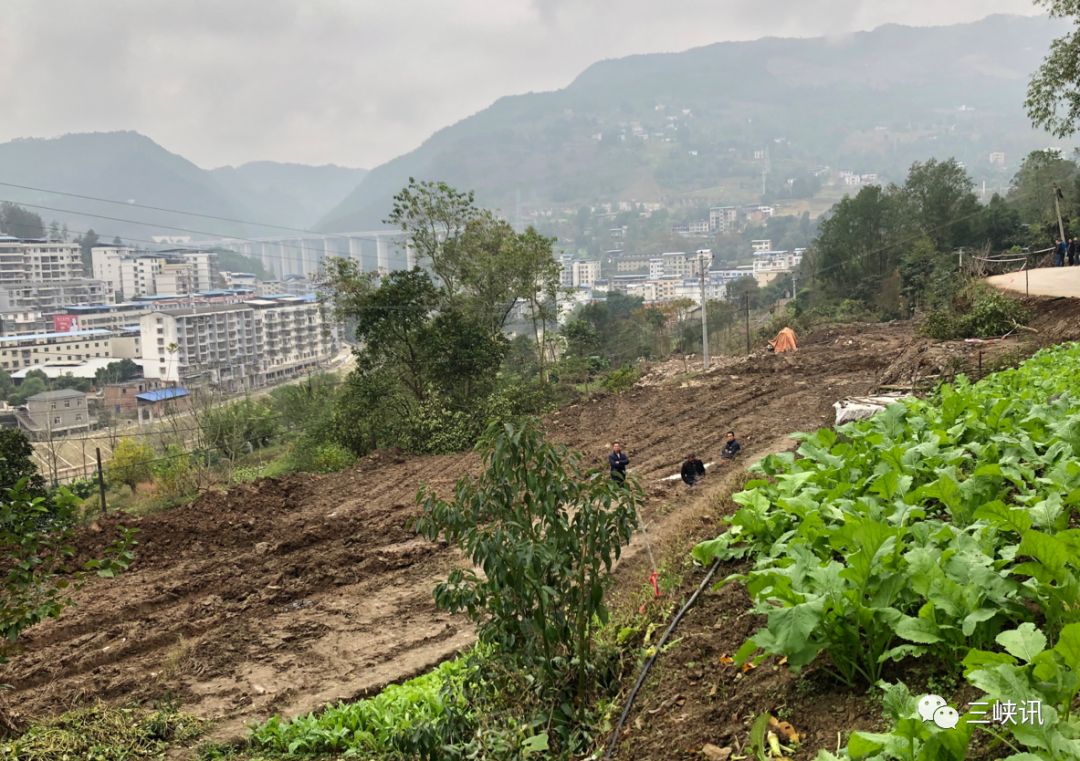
[721,431,741,460]
[681,453,706,488]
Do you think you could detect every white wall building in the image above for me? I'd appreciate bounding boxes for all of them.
[571,260,601,288]
[139,297,339,390]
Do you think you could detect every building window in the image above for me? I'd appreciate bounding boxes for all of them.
[64,400,70,408]
[53,416,60,425]
[75,414,82,421]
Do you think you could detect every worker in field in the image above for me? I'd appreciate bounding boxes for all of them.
[720,431,741,460]
[1056,238,1067,267]
[680,453,706,488]
[1070,237,1078,266]
[609,441,629,485]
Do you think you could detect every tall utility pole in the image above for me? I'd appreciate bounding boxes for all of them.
[698,249,712,370]
[744,292,751,354]
[1054,185,1067,244]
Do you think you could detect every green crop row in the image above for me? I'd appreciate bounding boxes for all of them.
[693,342,1080,760]
[247,657,473,758]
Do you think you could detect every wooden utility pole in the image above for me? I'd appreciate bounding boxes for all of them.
[698,249,711,371]
[96,447,106,514]
[1054,185,1067,246]
[744,292,751,355]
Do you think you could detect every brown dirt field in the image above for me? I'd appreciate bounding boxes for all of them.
[5,296,1078,751]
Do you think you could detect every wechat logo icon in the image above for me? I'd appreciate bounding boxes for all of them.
[918,694,959,729]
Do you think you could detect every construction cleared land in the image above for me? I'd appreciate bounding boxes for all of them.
[6,294,1080,754]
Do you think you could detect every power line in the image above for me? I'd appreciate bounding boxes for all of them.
[0,180,349,237]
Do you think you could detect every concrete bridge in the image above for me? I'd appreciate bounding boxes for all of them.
[202,230,414,279]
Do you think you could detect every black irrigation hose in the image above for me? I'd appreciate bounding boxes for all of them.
[602,558,723,761]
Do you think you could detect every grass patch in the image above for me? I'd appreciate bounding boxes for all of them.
[0,704,205,761]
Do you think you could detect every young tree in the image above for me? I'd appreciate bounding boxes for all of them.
[902,158,981,250]
[94,359,142,387]
[0,481,136,664]
[108,438,155,493]
[417,420,641,733]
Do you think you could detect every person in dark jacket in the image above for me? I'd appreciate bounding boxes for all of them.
[1056,238,1067,267]
[681,453,706,488]
[720,431,741,460]
[609,441,629,485]
[1070,238,1078,266]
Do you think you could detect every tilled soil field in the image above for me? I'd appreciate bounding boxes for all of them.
[1,318,1035,741]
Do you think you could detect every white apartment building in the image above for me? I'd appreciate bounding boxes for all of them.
[751,239,773,253]
[180,252,215,292]
[709,206,739,233]
[0,309,46,335]
[660,251,707,278]
[571,260,601,288]
[156,261,194,296]
[0,237,85,282]
[752,249,805,285]
[94,247,218,300]
[0,328,119,372]
[222,271,258,289]
[139,297,339,390]
[0,279,113,317]
[91,246,134,296]
[648,257,664,280]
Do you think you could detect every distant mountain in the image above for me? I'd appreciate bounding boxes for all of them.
[0,131,252,241]
[0,132,365,242]
[210,161,366,230]
[319,14,1072,232]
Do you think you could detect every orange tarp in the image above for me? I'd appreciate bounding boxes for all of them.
[769,327,798,353]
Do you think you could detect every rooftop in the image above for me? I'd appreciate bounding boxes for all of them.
[0,328,114,343]
[136,387,190,403]
[27,389,86,401]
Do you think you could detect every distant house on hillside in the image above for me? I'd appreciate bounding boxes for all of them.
[135,386,191,424]
[17,389,94,439]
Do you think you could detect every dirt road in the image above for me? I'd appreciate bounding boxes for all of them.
[1,319,1004,739]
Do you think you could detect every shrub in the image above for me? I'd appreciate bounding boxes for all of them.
[600,366,641,393]
[923,283,1030,340]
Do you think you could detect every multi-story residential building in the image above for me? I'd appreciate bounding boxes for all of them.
[179,251,215,292]
[0,309,46,335]
[139,296,339,391]
[751,239,773,253]
[222,272,258,289]
[613,256,651,273]
[709,206,740,233]
[0,329,118,372]
[17,389,94,439]
[752,249,805,285]
[571,260,601,288]
[557,254,575,288]
[648,257,664,280]
[0,279,113,319]
[660,252,707,278]
[53,302,155,332]
[90,246,130,297]
[156,261,194,296]
[0,237,84,283]
[93,247,218,300]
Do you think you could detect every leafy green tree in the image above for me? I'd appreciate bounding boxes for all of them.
[53,375,92,393]
[1008,150,1079,242]
[977,193,1025,250]
[1026,1,1080,138]
[0,481,135,661]
[385,178,480,299]
[76,229,99,274]
[811,185,907,308]
[108,438,155,493]
[0,369,13,401]
[0,203,44,239]
[94,359,142,387]
[903,158,980,250]
[8,377,46,406]
[199,399,278,460]
[0,429,45,496]
[728,275,765,310]
[417,420,641,744]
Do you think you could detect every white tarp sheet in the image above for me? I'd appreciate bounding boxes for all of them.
[833,395,912,426]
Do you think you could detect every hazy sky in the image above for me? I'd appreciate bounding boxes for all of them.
[1,0,1042,170]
